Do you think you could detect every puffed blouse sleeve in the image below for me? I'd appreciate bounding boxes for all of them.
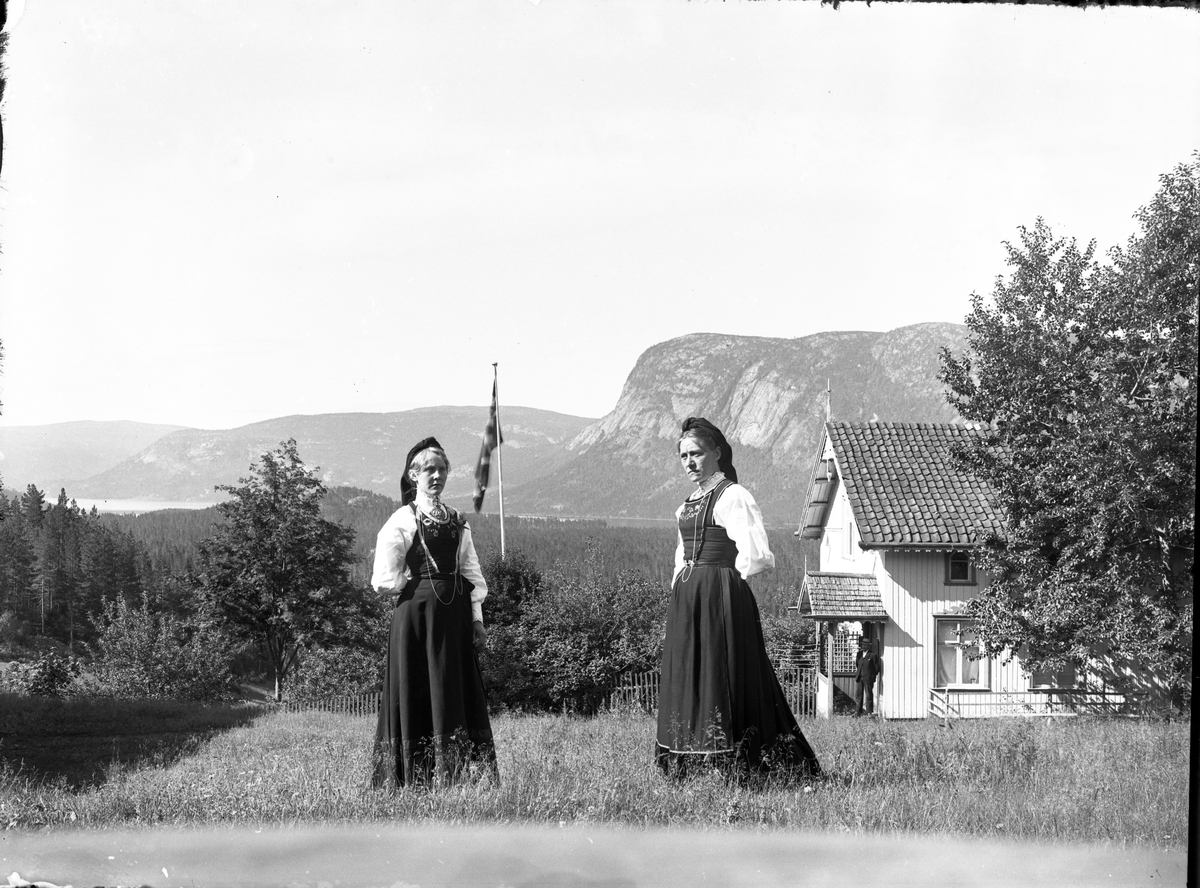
[456,519,489,624]
[712,484,775,579]
[372,507,417,595]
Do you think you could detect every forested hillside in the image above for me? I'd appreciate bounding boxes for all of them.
[0,479,813,662]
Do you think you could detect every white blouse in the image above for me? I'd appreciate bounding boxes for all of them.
[672,482,775,584]
[371,502,489,624]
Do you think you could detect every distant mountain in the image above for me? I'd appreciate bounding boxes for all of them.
[70,407,594,507]
[506,323,967,525]
[0,421,190,493]
[19,323,967,524]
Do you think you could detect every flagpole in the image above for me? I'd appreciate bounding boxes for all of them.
[493,362,506,559]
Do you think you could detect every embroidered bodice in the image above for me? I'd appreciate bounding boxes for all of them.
[678,479,739,569]
[404,505,462,581]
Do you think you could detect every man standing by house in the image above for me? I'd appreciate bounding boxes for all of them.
[854,637,882,717]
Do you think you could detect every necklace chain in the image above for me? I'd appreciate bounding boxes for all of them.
[412,504,458,606]
[680,474,724,582]
[688,471,726,501]
[419,494,449,523]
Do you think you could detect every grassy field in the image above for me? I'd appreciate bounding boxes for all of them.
[0,695,1188,847]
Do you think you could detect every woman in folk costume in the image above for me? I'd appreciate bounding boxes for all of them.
[656,417,822,779]
[372,437,497,787]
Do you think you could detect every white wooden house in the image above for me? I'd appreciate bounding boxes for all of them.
[796,421,1135,720]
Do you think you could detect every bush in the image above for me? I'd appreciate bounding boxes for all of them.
[479,549,550,711]
[760,613,815,662]
[286,644,382,701]
[521,540,666,713]
[88,594,237,701]
[1,652,82,696]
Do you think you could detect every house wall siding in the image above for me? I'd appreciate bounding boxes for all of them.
[878,551,1027,718]
[814,454,1034,719]
[818,478,877,575]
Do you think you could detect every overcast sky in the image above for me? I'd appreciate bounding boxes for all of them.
[1,1,1197,430]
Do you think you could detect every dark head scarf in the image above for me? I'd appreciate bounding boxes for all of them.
[679,417,737,484]
[400,436,444,506]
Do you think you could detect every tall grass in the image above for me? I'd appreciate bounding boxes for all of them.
[0,707,1187,847]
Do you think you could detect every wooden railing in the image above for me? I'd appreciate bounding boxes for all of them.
[928,688,957,725]
[929,688,1135,722]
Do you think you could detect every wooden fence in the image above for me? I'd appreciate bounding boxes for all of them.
[278,691,381,717]
[605,667,818,719]
[275,668,818,720]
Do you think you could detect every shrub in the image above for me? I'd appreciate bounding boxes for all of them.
[88,594,237,701]
[1,652,81,696]
[761,613,815,662]
[479,549,550,711]
[521,540,666,713]
[286,644,382,701]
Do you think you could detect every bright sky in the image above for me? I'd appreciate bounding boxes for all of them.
[1,1,1197,430]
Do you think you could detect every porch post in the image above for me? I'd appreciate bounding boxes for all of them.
[816,620,836,719]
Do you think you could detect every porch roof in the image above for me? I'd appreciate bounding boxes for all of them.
[798,571,888,621]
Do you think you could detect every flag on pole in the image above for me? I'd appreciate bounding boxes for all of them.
[472,380,503,512]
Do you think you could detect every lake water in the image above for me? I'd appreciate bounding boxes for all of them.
[73,498,220,514]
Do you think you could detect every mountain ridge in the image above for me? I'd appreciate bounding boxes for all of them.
[9,322,968,524]
[0,421,191,494]
[509,322,966,524]
[68,407,594,505]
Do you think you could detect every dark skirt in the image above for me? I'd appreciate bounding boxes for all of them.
[656,564,821,779]
[372,575,497,788]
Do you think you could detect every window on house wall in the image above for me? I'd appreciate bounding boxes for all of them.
[934,618,989,689]
[1030,663,1079,689]
[944,551,976,585]
[824,529,841,564]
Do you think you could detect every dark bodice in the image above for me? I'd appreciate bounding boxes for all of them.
[403,505,462,581]
[678,479,739,568]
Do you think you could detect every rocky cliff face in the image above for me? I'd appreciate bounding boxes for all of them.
[507,323,967,524]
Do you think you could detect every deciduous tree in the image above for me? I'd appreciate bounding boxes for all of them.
[939,157,1197,706]
[196,439,364,700]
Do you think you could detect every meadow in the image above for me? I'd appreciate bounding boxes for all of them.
[0,694,1188,848]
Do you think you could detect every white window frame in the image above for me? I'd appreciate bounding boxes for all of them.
[933,617,990,690]
[1029,663,1079,690]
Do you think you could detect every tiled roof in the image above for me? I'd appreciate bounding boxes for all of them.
[798,572,888,620]
[826,421,1003,549]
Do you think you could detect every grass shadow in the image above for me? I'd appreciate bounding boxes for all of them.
[0,693,269,790]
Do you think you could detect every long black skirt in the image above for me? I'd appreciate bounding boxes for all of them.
[656,564,821,779]
[372,576,497,788]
